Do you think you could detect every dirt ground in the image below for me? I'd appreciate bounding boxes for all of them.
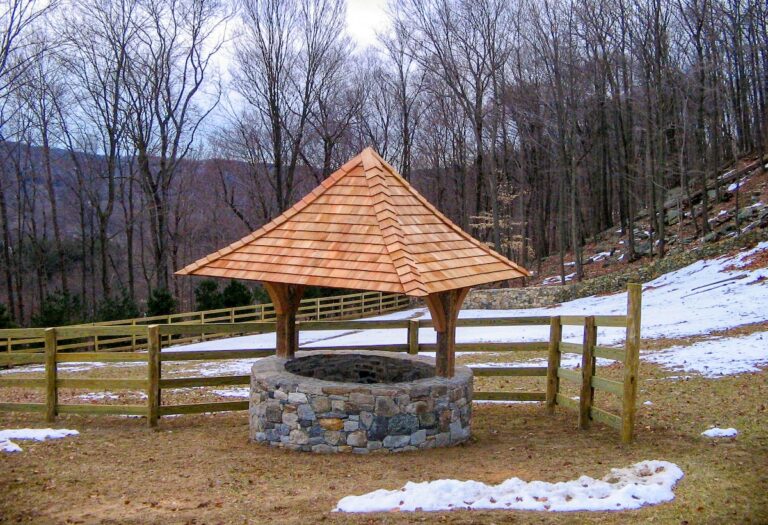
[1,344,767,525]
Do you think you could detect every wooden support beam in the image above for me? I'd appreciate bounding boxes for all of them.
[545,316,562,413]
[44,328,57,423]
[147,325,161,428]
[264,282,304,359]
[622,283,642,443]
[425,288,469,378]
[579,316,597,429]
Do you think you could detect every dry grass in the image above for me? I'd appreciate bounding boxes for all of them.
[1,342,767,524]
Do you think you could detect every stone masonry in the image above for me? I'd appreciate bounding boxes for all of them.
[250,350,473,453]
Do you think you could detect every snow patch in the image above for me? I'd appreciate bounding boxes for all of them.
[334,460,683,513]
[78,392,119,401]
[701,427,737,438]
[0,428,79,453]
[211,387,250,398]
[642,331,768,377]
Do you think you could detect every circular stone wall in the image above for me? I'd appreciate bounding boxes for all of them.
[250,350,473,453]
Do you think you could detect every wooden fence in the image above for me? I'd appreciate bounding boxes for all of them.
[0,291,410,356]
[0,285,642,443]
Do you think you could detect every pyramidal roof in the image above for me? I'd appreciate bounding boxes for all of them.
[177,148,529,296]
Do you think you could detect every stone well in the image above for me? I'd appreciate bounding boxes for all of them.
[249,350,473,453]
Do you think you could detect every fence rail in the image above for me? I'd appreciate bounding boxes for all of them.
[0,291,410,356]
[0,285,642,443]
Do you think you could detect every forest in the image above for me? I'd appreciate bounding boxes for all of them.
[0,0,765,326]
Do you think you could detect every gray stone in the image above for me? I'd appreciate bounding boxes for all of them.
[347,430,367,447]
[367,440,382,451]
[374,396,398,417]
[297,404,316,421]
[288,392,308,404]
[418,412,436,428]
[349,392,374,406]
[273,389,288,401]
[311,396,331,413]
[450,420,469,441]
[343,420,359,432]
[282,412,299,428]
[312,444,336,454]
[388,414,419,435]
[383,435,410,448]
[410,429,427,446]
[359,411,374,429]
[265,403,282,423]
[352,447,369,454]
[324,431,342,445]
[289,429,309,445]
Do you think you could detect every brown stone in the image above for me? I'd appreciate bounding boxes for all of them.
[318,418,344,431]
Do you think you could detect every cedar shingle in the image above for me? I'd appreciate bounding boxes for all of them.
[176,147,529,295]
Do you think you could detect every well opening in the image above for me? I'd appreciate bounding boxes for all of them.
[284,353,435,384]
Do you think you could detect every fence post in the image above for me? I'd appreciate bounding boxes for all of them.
[200,312,206,342]
[408,320,419,355]
[316,299,321,320]
[131,319,137,350]
[44,328,57,423]
[379,293,383,314]
[147,325,161,427]
[579,316,597,429]
[622,283,642,443]
[545,316,562,413]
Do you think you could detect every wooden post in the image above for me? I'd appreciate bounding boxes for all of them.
[622,283,642,443]
[408,319,419,355]
[131,319,137,350]
[147,325,161,427]
[545,316,562,413]
[579,316,597,429]
[44,328,57,422]
[264,282,304,359]
[425,288,469,378]
[379,293,383,314]
[200,312,206,342]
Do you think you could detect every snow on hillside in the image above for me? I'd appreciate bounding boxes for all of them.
[2,242,765,380]
[168,242,766,379]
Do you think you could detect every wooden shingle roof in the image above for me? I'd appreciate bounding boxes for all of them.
[176,148,529,296]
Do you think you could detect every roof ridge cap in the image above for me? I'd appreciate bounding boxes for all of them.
[361,149,427,296]
[372,149,530,277]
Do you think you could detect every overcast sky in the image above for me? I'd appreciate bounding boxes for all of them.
[346,0,390,48]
